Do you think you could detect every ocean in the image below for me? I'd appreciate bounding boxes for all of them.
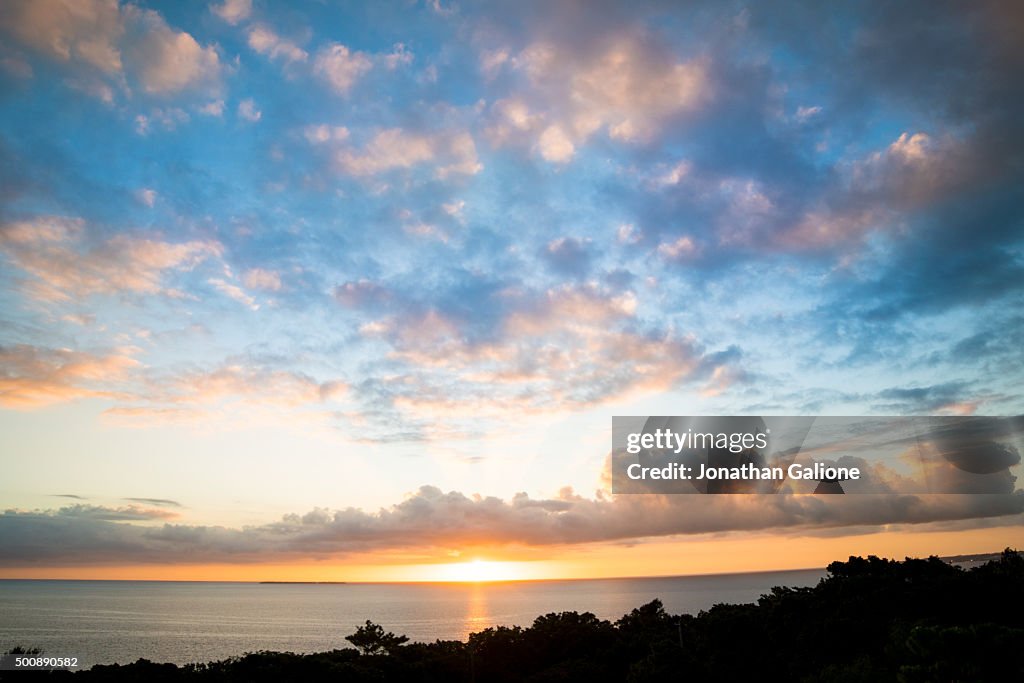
[0,569,825,667]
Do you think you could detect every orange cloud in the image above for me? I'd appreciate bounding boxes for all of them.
[0,215,222,302]
[485,33,710,161]
[334,128,482,178]
[0,343,139,408]
[0,485,1019,570]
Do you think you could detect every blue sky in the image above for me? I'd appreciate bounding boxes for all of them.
[0,0,1022,577]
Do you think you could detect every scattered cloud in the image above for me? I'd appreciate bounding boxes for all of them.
[0,0,123,75]
[242,268,282,291]
[314,42,372,94]
[199,99,225,116]
[210,0,252,26]
[247,24,308,64]
[207,278,258,310]
[0,1,222,100]
[383,43,413,70]
[237,97,261,122]
[0,344,139,408]
[485,33,709,161]
[334,128,481,178]
[0,216,222,302]
[122,5,222,95]
[135,187,157,207]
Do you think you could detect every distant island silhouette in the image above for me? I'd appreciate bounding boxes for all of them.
[257,581,348,585]
[4,549,1021,681]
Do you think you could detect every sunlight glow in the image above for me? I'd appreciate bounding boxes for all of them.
[432,559,526,582]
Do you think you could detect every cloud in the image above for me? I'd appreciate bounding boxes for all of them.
[124,497,183,508]
[210,0,252,26]
[354,284,716,424]
[656,236,698,261]
[383,43,413,70]
[0,2,225,101]
[0,216,222,302]
[181,364,343,406]
[335,128,481,178]
[616,223,642,244]
[334,279,392,308]
[199,99,225,116]
[0,51,33,79]
[537,125,575,163]
[314,42,372,94]
[0,0,123,75]
[303,124,350,144]
[0,344,139,408]
[237,97,261,122]
[541,237,592,276]
[55,503,179,521]
[872,382,979,415]
[242,268,282,291]
[135,187,157,207]
[1,485,1020,567]
[247,24,308,64]
[90,360,347,421]
[122,6,222,95]
[207,277,258,310]
[484,32,709,161]
[480,48,510,79]
[133,106,190,135]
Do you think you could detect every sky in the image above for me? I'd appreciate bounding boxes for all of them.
[0,0,1022,581]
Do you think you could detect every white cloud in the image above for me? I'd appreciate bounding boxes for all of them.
[314,42,372,94]
[122,6,222,95]
[480,48,509,79]
[208,278,259,310]
[657,236,698,260]
[537,125,575,163]
[199,99,225,116]
[616,223,642,244]
[486,35,710,162]
[795,105,822,122]
[649,161,691,188]
[442,200,466,221]
[135,188,157,207]
[237,98,261,122]
[210,0,252,25]
[303,124,350,144]
[336,128,481,178]
[242,268,282,291]
[247,24,308,64]
[436,132,483,178]
[383,43,413,69]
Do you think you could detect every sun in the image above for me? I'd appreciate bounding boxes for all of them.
[434,559,524,582]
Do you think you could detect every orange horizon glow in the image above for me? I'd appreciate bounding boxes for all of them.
[1,524,1020,583]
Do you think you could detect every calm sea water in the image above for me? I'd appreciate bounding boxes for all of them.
[0,569,825,667]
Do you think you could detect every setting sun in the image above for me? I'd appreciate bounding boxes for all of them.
[433,559,526,583]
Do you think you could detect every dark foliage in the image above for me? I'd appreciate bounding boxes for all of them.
[9,549,1021,682]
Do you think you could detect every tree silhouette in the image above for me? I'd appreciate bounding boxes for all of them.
[23,549,1024,681]
[344,620,409,655]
